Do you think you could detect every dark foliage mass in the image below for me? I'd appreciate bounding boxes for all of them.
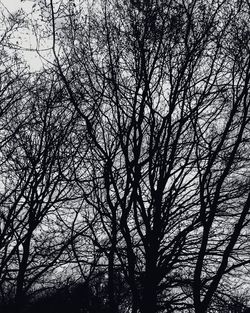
[1,0,250,312]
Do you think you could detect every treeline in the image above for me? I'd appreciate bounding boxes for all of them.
[1,0,250,312]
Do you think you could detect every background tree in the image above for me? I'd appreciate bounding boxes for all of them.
[0,67,90,312]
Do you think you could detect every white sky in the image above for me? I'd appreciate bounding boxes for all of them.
[0,0,47,71]
[0,0,86,71]
[0,0,35,14]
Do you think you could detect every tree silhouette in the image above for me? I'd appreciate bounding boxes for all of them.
[49,0,250,312]
[1,0,250,312]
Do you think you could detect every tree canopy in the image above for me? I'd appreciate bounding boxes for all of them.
[0,1,250,312]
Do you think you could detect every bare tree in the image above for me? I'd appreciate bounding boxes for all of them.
[0,67,90,312]
[9,0,250,312]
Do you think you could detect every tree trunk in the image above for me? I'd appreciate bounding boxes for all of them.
[194,303,205,313]
[140,255,158,313]
[141,279,157,313]
[108,221,118,313]
[15,235,31,313]
[108,252,118,313]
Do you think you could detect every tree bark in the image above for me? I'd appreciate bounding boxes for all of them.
[15,234,32,313]
[141,278,157,313]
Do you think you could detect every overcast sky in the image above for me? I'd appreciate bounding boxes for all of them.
[0,0,45,70]
[1,0,35,14]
